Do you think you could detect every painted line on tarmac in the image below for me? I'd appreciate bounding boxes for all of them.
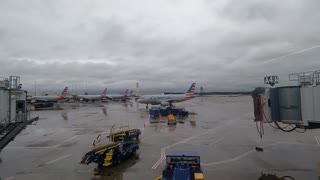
[45,154,72,165]
[5,177,15,180]
[315,136,320,145]
[201,141,320,166]
[152,135,225,169]
[152,148,166,169]
[209,136,224,145]
[151,120,234,170]
[6,146,56,149]
[55,135,79,147]
[152,156,165,169]
[188,136,225,145]
[6,135,79,149]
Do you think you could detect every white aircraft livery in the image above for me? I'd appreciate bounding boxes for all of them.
[28,87,69,103]
[137,83,196,108]
[106,89,129,101]
[77,88,107,102]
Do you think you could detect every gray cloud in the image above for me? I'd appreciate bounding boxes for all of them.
[0,0,320,93]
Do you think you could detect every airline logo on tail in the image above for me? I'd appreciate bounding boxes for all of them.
[58,87,68,99]
[122,89,129,97]
[18,84,22,90]
[101,88,107,97]
[185,83,196,98]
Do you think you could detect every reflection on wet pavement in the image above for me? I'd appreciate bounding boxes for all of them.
[0,96,320,180]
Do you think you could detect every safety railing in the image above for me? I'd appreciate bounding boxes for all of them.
[0,77,9,89]
[0,117,8,124]
[289,70,320,86]
[315,70,320,85]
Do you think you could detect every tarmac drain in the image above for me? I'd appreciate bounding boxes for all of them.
[255,147,264,152]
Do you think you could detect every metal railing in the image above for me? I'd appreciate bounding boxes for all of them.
[0,77,9,89]
[0,117,8,124]
[315,70,320,85]
[289,70,320,86]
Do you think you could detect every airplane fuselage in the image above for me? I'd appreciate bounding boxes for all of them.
[28,95,63,102]
[137,94,191,105]
[107,94,126,100]
[77,95,103,101]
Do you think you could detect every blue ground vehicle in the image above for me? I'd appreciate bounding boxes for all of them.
[149,107,189,118]
[80,127,140,168]
[158,151,204,180]
[149,107,160,118]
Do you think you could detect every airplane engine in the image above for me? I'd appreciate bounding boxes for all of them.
[160,101,170,106]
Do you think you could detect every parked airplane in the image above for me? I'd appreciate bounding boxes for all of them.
[137,83,196,108]
[128,90,134,97]
[77,88,107,102]
[106,89,129,101]
[28,87,69,103]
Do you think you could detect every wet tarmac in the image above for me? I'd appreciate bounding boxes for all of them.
[1,96,320,180]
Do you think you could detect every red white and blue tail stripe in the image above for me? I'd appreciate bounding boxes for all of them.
[58,87,68,99]
[185,83,196,98]
[101,88,107,97]
[61,87,68,96]
[122,89,129,96]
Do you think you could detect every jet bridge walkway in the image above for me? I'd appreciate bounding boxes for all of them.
[0,117,39,152]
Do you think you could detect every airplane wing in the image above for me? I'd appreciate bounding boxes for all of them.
[40,99,50,102]
[103,96,113,100]
[80,97,93,101]
[32,98,50,103]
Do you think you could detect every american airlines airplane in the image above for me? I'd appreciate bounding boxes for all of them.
[137,83,196,108]
[28,87,69,103]
[106,89,129,101]
[77,88,107,102]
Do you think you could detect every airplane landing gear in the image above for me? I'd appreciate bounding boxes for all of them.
[146,104,148,109]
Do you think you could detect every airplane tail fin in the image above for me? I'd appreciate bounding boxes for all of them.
[185,83,196,98]
[129,90,133,96]
[122,89,129,96]
[101,88,107,96]
[61,87,68,97]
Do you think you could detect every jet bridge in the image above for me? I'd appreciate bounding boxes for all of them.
[252,70,320,130]
[0,76,39,153]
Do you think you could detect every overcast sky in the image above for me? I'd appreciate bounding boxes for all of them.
[1,0,320,93]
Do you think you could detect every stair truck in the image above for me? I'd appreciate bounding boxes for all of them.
[80,127,141,169]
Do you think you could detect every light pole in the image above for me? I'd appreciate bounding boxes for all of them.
[34,80,37,96]
[38,84,40,95]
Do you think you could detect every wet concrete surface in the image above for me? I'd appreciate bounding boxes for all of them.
[1,96,320,180]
